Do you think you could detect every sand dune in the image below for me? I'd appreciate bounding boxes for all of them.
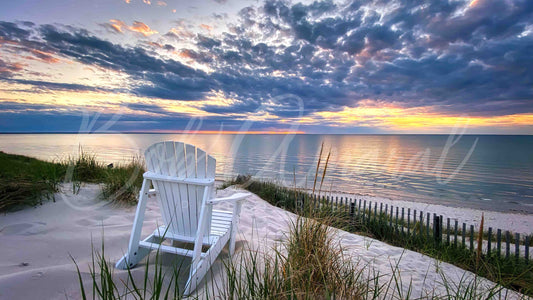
[0,184,529,299]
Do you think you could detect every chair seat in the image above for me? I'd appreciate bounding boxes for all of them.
[151,210,233,246]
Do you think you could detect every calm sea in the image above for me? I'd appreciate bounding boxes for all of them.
[1,134,532,213]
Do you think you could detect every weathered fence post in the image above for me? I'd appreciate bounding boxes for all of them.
[413,209,417,237]
[525,235,530,264]
[345,198,349,215]
[433,215,442,246]
[470,225,474,251]
[515,233,520,261]
[401,208,405,235]
[419,211,423,236]
[389,205,393,228]
[497,229,502,258]
[380,203,383,222]
[454,219,458,248]
[369,201,373,221]
[487,227,492,257]
[363,200,367,223]
[462,223,467,248]
[506,231,511,259]
[407,208,411,236]
[446,218,450,245]
[426,213,430,239]
[396,207,400,233]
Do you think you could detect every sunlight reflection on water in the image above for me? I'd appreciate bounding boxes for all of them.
[1,134,531,213]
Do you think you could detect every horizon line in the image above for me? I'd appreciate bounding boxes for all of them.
[0,131,532,136]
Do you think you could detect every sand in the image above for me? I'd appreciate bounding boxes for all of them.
[0,184,530,299]
[317,190,533,235]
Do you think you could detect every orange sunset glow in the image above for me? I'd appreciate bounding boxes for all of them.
[0,0,531,134]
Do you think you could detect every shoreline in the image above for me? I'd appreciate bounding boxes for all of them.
[218,178,532,234]
[312,188,533,234]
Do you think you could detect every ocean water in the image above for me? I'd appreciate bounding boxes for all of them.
[1,133,532,213]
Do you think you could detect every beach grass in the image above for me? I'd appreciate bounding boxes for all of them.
[0,151,64,211]
[224,175,533,297]
[100,156,144,205]
[73,239,187,299]
[2,151,530,297]
[0,151,145,211]
[223,216,364,299]
[74,216,515,299]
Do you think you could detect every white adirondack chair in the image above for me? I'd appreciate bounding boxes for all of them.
[116,141,250,296]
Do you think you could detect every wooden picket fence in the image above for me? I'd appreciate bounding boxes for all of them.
[297,193,531,262]
[235,178,531,266]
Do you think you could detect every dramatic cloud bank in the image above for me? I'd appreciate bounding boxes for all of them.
[0,0,532,133]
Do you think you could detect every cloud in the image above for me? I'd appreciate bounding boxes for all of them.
[104,19,126,33]
[102,19,158,36]
[0,58,24,77]
[146,41,175,51]
[1,0,533,133]
[200,24,213,31]
[188,0,533,118]
[157,1,167,6]
[165,27,195,40]
[129,21,158,36]
[0,78,116,94]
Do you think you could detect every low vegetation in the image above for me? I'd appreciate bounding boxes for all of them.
[223,216,364,299]
[0,151,64,211]
[75,215,513,299]
[2,148,530,298]
[223,175,533,297]
[100,156,144,205]
[0,151,145,212]
[73,239,186,300]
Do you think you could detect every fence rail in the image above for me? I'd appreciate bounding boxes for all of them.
[292,192,532,262]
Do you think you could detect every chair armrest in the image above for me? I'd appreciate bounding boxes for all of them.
[207,192,251,205]
[143,171,215,186]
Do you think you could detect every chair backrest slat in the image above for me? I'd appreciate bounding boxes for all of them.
[162,142,180,233]
[207,156,216,199]
[185,144,198,236]
[173,142,190,235]
[145,141,215,237]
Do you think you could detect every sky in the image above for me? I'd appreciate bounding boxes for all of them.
[0,0,532,134]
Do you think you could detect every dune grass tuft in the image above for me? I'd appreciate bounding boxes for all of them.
[281,217,364,298]
[101,156,145,205]
[63,149,107,183]
[0,151,64,211]
[0,150,145,211]
[73,239,187,299]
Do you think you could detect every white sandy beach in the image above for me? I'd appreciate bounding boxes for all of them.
[0,183,530,299]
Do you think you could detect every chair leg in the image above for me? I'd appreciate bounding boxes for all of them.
[183,264,198,296]
[116,179,151,269]
[229,228,237,256]
[115,247,152,269]
[184,248,218,296]
[229,200,243,256]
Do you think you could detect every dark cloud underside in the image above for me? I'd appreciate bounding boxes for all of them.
[1,0,533,132]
